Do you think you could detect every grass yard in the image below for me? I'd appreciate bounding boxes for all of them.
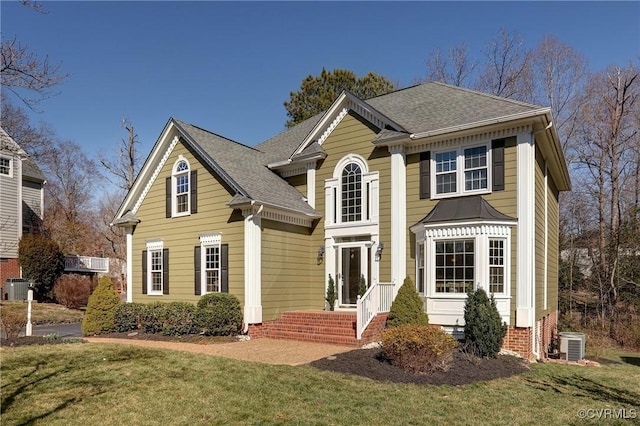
[0,302,84,325]
[1,343,639,425]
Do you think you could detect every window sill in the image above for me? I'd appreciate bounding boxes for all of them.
[171,212,191,218]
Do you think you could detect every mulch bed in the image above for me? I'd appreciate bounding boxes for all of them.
[309,348,531,386]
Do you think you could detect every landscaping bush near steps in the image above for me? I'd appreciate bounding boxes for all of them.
[381,324,458,374]
[464,288,507,358]
[386,276,429,328]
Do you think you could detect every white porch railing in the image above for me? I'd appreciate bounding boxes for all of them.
[356,280,395,340]
[64,255,109,273]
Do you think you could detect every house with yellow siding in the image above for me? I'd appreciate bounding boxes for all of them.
[113,82,570,359]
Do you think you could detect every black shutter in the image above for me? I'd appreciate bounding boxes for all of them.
[221,244,229,293]
[162,248,169,295]
[142,250,147,295]
[165,177,172,218]
[191,170,198,214]
[419,151,431,199]
[194,246,201,296]
[492,139,505,191]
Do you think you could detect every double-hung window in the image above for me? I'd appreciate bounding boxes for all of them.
[196,233,227,295]
[489,239,505,293]
[174,159,190,214]
[144,240,167,295]
[433,145,489,197]
[204,245,221,293]
[0,157,11,176]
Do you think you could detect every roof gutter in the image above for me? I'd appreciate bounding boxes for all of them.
[409,108,551,140]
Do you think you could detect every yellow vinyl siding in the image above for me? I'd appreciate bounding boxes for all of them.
[285,174,306,197]
[534,152,546,315]
[547,180,560,313]
[131,140,244,305]
[311,111,392,285]
[261,219,315,320]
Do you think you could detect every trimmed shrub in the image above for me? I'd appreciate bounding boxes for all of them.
[161,302,197,336]
[114,303,146,332]
[81,276,120,336]
[358,274,367,297]
[196,293,242,336]
[464,288,507,358]
[325,274,337,310]
[1,307,27,339]
[53,274,94,309]
[381,324,458,373]
[18,234,65,302]
[386,276,428,328]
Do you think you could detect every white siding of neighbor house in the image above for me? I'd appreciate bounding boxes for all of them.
[22,180,43,231]
[0,153,21,258]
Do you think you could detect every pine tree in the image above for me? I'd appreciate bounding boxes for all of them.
[387,276,429,327]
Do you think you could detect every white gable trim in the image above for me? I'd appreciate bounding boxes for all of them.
[292,91,404,157]
[132,135,180,214]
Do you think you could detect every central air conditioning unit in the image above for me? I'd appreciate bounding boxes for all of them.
[558,332,586,361]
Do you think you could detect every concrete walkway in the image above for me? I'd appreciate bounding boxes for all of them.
[84,337,354,366]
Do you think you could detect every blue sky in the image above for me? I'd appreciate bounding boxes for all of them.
[2,1,639,165]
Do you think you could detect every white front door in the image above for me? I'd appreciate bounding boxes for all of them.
[336,243,370,306]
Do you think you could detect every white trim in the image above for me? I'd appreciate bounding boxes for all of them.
[243,207,262,324]
[171,155,191,217]
[306,162,316,209]
[431,143,492,199]
[133,135,180,214]
[409,108,551,140]
[145,240,164,296]
[390,145,406,288]
[0,155,12,177]
[516,131,535,328]
[199,233,222,295]
[126,227,134,303]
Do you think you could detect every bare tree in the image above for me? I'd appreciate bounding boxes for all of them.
[474,28,534,102]
[0,93,55,161]
[425,44,476,87]
[574,64,639,338]
[0,37,68,110]
[99,119,142,192]
[530,36,587,158]
[44,140,101,255]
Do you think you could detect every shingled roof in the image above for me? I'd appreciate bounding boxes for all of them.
[414,195,516,226]
[173,119,318,217]
[0,127,45,182]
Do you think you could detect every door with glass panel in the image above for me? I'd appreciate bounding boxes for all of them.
[337,244,370,306]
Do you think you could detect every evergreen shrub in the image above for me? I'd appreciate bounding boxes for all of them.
[386,276,428,328]
[196,293,242,336]
[114,303,146,332]
[381,323,458,373]
[463,288,508,358]
[81,276,120,335]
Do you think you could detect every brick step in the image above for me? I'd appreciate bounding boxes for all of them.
[263,330,360,347]
[263,324,356,337]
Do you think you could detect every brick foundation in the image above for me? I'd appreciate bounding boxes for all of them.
[0,258,21,300]
[502,310,558,360]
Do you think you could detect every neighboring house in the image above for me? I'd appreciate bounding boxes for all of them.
[0,127,46,298]
[113,82,570,359]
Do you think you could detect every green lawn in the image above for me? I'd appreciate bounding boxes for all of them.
[1,344,638,425]
[0,302,84,325]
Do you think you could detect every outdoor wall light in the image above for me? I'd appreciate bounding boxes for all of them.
[317,246,325,264]
[375,242,384,262]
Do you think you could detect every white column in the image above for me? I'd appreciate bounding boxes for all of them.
[516,131,535,328]
[243,207,262,324]
[389,145,407,293]
[306,162,316,209]
[126,227,134,303]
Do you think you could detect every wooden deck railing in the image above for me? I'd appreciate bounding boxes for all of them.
[356,280,395,340]
[64,255,109,273]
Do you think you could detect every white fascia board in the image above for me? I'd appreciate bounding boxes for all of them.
[292,91,405,157]
[113,118,178,221]
[410,219,517,234]
[409,108,551,141]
